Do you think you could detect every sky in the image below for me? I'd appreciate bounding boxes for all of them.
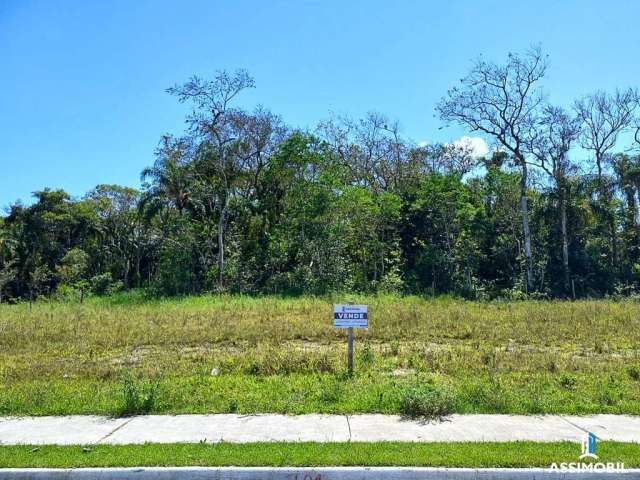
[1,0,640,206]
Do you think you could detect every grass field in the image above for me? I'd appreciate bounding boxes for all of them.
[1,442,639,468]
[1,293,640,416]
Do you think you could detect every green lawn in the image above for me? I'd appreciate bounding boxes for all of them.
[1,293,640,416]
[2,442,639,468]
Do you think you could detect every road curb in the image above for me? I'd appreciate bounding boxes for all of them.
[1,467,640,480]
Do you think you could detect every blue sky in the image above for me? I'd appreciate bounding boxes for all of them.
[1,0,639,206]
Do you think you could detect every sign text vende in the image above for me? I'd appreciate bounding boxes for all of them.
[333,304,368,328]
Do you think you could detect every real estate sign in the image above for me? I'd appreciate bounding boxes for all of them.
[333,304,368,328]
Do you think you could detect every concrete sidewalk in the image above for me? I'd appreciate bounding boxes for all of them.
[0,414,639,445]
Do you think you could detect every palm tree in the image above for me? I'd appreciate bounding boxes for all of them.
[140,135,193,217]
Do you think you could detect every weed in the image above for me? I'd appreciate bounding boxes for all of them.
[559,374,577,389]
[359,342,375,365]
[246,362,261,376]
[119,371,160,416]
[628,366,640,381]
[399,381,454,420]
[317,380,342,403]
[388,339,401,357]
[313,353,336,373]
[461,380,508,413]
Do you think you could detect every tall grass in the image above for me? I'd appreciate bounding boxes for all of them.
[1,294,639,415]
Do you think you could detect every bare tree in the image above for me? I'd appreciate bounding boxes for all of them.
[227,106,288,200]
[415,140,479,176]
[528,105,580,293]
[574,88,639,268]
[318,112,409,193]
[167,70,255,287]
[574,88,639,180]
[437,46,548,292]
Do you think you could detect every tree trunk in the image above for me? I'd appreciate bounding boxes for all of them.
[124,258,130,289]
[596,154,618,270]
[608,201,618,269]
[598,170,617,269]
[559,186,570,294]
[218,216,225,286]
[520,161,534,292]
[218,195,229,287]
[135,246,142,288]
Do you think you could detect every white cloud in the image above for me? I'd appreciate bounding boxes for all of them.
[417,140,428,147]
[452,136,489,158]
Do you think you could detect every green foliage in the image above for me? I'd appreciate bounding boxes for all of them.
[90,273,123,296]
[399,381,454,420]
[56,247,89,289]
[3,295,640,416]
[154,227,200,295]
[2,72,640,300]
[119,371,160,416]
[358,341,375,366]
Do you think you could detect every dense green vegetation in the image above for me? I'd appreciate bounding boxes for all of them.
[2,442,639,468]
[1,48,640,302]
[1,295,639,416]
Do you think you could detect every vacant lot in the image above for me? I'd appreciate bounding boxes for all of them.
[1,294,640,415]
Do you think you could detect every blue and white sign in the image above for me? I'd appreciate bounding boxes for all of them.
[580,432,598,460]
[333,304,368,328]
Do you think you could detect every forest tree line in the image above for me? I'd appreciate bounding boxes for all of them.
[2,47,640,301]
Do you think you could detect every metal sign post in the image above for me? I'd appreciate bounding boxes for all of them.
[333,304,368,375]
[347,327,354,375]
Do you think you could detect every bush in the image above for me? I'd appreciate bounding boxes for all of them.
[359,341,375,365]
[460,381,508,412]
[119,371,160,416]
[376,266,405,294]
[399,382,454,420]
[108,280,124,295]
[559,374,577,389]
[90,273,123,296]
[54,283,78,301]
[91,273,113,295]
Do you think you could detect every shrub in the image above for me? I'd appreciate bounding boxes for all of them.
[318,380,343,403]
[376,266,405,294]
[559,374,577,389]
[359,341,375,365]
[90,273,123,296]
[54,283,78,301]
[399,382,454,420]
[461,381,508,412]
[119,371,160,416]
[56,248,89,286]
[91,273,114,295]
